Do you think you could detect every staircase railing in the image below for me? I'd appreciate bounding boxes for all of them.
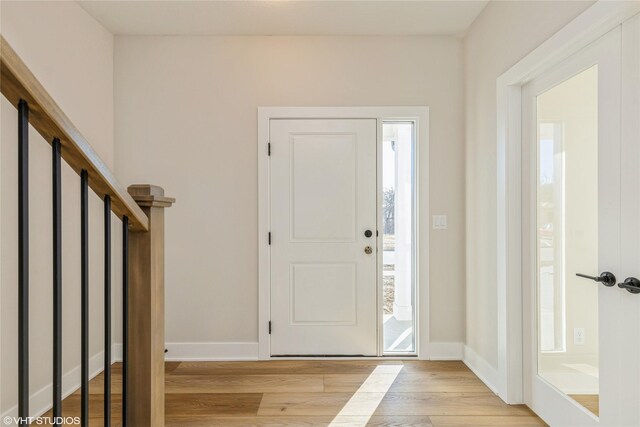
[1,35,173,427]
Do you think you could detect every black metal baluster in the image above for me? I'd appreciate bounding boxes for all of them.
[52,138,62,424]
[104,195,111,427]
[18,99,29,425]
[122,216,129,427]
[80,170,89,427]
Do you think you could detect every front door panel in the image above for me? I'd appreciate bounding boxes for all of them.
[270,119,377,356]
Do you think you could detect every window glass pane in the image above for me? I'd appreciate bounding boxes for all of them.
[382,122,415,354]
[537,65,599,416]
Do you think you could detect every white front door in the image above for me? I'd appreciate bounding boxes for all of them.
[522,17,640,426]
[269,119,378,356]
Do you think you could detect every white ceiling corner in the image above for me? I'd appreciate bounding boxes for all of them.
[77,0,489,36]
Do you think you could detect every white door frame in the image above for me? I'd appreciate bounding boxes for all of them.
[258,106,429,360]
[496,0,640,404]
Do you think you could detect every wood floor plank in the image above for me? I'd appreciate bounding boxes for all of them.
[165,374,324,393]
[73,361,176,395]
[166,415,434,426]
[569,394,599,416]
[373,393,534,416]
[74,370,123,394]
[42,394,122,419]
[388,372,492,393]
[259,392,531,417]
[166,415,337,426]
[329,415,433,427]
[166,392,263,416]
[362,415,434,426]
[257,392,373,416]
[37,418,123,427]
[165,361,182,373]
[324,372,492,393]
[172,360,405,376]
[399,361,470,373]
[429,415,547,426]
[323,374,404,393]
[86,361,175,374]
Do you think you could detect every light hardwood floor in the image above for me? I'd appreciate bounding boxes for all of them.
[50,360,546,426]
[569,394,599,417]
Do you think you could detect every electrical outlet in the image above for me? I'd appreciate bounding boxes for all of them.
[574,327,585,345]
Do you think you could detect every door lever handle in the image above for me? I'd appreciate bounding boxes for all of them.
[618,277,640,294]
[576,272,616,287]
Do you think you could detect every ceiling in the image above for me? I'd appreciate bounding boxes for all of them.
[77,1,489,36]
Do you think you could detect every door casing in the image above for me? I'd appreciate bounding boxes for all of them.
[258,106,429,360]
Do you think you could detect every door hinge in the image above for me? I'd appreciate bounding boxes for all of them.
[268,232,271,245]
[268,142,271,156]
[268,321,272,334]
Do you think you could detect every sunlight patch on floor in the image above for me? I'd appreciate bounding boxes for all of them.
[329,364,403,426]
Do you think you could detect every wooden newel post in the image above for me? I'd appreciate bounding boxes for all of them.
[126,184,175,427]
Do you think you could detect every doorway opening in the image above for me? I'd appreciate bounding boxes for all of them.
[382,121,416,355]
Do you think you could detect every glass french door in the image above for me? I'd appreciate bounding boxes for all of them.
[522,17,640,427]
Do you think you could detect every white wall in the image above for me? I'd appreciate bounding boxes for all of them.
[114,36,466,356]
[1,1,121,418]
[463,0,594,374]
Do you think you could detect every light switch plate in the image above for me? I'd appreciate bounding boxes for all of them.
[574,327,585,345]
[433,215,447,230]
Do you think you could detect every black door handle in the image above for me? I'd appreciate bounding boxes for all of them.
[575,272,616,287]
[618,277,640,294]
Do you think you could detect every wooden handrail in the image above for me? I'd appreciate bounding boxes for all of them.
[0,35,148,231]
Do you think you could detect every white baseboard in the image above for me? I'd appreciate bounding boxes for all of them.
[165,342,259,361]
[463,344,499,394]
[1,344,123,420]
[429,341,463,360]
[166,341,465,361]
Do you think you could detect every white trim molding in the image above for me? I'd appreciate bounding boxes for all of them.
[164,342,259,361]
[463,345,499,394]
[258,106,430,360]
[496,0,640,405]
